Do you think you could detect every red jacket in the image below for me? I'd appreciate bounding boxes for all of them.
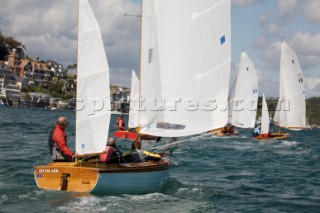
[117,118,125,130]
[52,124,74,157]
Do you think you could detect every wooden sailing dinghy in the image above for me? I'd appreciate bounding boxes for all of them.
[254,93,289,140]
[273,41,310,132]
[34,0,171,194]
[255,41,310,140]
[35,0,231,194]
[210,51,258,136]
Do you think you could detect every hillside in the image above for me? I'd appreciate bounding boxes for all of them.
[256,97,320,127]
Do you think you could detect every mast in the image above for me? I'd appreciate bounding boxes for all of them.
[137,0,143,132]
[75,0,80,152]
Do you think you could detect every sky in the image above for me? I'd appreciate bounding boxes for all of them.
[0,0,319,97]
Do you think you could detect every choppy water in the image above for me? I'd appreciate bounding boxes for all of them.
[0,106,320,213]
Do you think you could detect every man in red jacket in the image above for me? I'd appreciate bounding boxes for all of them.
[49,116,74,162]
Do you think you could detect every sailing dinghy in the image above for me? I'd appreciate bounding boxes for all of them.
[35,0,231,194]
[272,41,309,137]
[254,93,289,140]
[34,0,171,194]
[210,51,258,136]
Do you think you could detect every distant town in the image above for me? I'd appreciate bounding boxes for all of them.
[0,32,319,126]
[0,48,130,112]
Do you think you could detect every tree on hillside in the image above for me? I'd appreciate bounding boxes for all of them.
[65,63,77,74]
[0,31,26,60]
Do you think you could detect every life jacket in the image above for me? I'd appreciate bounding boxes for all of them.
[100,146,115,163]
[117,118,125,128]
[48,127,55,156]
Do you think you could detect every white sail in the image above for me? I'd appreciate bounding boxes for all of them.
[139,0,231,137]
[128,70,139,128]
[230,52,258,128]
[227,75,237,124]
[273,41,307,130]
[76,0,111,155]
[261,93,269,135]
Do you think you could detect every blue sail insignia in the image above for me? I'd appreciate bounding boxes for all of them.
[220,35,226,45]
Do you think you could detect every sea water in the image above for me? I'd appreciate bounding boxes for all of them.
[0,106,319,213]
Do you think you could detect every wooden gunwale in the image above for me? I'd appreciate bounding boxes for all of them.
[254,132,289,140]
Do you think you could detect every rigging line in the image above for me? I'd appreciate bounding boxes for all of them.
[151,135,206,153]
[113,0,140,77]
[113,13,127,74]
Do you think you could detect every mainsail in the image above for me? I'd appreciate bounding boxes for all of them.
[138,0,231,137]
[229,51,258,128]
[261,93,269,135]
[76,0,111,155]
[273,41,307,130]
[128,70,139,129]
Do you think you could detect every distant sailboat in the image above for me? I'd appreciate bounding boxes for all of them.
[254,93,289,140]
[260,93,270,136]
[210,51,258,136]
[273,41,309,131]
[255,40,308,140]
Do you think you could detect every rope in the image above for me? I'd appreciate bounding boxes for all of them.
[151,134,205,153]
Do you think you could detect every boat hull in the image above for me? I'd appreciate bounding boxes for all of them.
[92,165,170,194]
[209,127,239,136]
[34,159,171,194]
[254,132,289,140]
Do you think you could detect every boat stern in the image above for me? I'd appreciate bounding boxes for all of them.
[34,162,99,192]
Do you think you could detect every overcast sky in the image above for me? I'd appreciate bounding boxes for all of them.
[0,0,319,97]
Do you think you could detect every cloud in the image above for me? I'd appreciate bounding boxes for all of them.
[305,77,320,90]
[0,0,141,87]
[232,0,263,6]
[304,77,320,97]
[259,14,268,27]
[304,0,320,24]
[288,31,320,70]
[290,31,320,55]
[278,0,297,17]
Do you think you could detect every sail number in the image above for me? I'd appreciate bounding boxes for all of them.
[38,168,59,173]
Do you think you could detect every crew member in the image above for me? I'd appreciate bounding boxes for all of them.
[48,116,74,162]
[100,137,124,163]
[124,140,161,163]
[253,126,261,137]
[117,113,126,130]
